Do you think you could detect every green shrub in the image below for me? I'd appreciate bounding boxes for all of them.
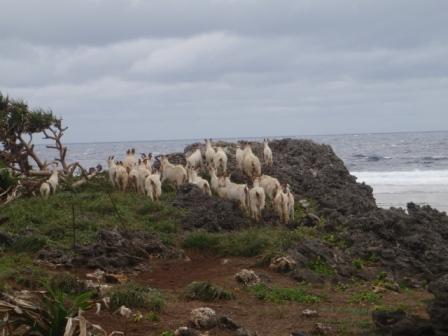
[0,256,48,290]
[182,231,220,250]
[160,332,174,336]
[349,291,382,305]
[109,282,165,311]
[248,283,320,304]
[12,235,48,253]
[309,257,335,276]
[49,272,87,295]
[352,258,364,270]
[146,311,160,322]
[0,285,92,336]
[183,281,234,301]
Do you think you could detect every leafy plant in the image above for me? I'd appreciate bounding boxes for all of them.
[183,281,234,301]
[146,311,160,322]
[109,282,165,311]
[0,284,92,336]
[349,290,382,305]
[352,258,364,270]
[309,257,335,276]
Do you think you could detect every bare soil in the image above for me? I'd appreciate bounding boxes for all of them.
[79,253,432,336]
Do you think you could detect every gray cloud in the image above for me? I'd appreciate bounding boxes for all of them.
[1,0,447,142]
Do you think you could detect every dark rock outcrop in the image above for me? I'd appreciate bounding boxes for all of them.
[428,275,448,336]
[174,183,248,231]
[37,229,181,270]
[372,309,434,335]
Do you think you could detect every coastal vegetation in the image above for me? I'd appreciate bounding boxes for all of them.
[0,93,446,335]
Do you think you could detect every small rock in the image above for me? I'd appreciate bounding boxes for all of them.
[313,323,332,335]
[115,305,132,318]
[221,258,230,265]
[384,281,401,292]
[0,231,13,247]
[372,285,386,294]
[234,269,260,286]
[400,277,422,289]
[105,273,128,284]
[86,269,105,282]
[299,199,310,208]
[302,309,318,318]
[290,332,309,336]
[189,307,217,330]
[175,326,200,336]
[236,328,257,336]
[218,316,241,330]
[269,256,296,273]
[291,268,325,284]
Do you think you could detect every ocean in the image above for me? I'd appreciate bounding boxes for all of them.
[35,131,448,212]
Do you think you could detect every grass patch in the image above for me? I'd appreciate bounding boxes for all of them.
[0,254,49,290]
[309,257,335,276]
[49,272,87,295]
[352,258,364,270]
[1,176,186,249]
[11,235,48,253]
[183,281,234,301]
[183,227,320,257]
[248,283,320,304]
[349,290,382,305]
[145,311,160,322]
[109,282,165,311]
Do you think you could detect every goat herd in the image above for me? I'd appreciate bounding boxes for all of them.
[107,139,295,224]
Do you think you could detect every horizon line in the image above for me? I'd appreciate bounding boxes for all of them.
[34,129,448,146]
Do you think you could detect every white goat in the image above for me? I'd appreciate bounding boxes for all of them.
[107,156,117,188]
[123,148,137,171]
[286,183,295,221]
[218,175,249,210]
[274,187,290,224]
[128,163,139,192]
[204,139,216,168]
[47,168,59,192]
[235,145,244,171]
[187,167,212,196]
[249,185,266,222]
[213,147,228,176]
[255,175,281,200]
[186,148,203,170]
[208,166,223,196]
[137,158,151,194]
[241,144,261,179]
[40,182,51,199]
[115,161,129,191]
[160,156,187,188]
[40,168,59,199]
[263,139,273,166]
[145,172,162,201]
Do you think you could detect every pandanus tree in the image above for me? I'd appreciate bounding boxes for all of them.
[0,92,57,174]
[0,92,93,204]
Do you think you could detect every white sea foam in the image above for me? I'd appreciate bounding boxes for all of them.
[352,170,448,187]
[352,170,448,212]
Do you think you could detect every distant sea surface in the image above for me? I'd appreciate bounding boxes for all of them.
[35,131,448,212]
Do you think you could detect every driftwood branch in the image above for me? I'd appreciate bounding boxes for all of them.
[42,121,70,173]
[17,134,46,172]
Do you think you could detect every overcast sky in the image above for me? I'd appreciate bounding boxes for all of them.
[1,0,447,143]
